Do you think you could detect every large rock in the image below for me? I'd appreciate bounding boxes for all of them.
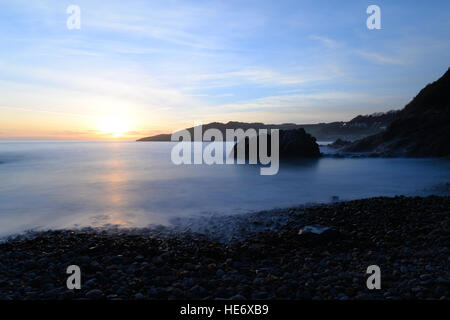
[232,128,321,161]
[345,68,450,157]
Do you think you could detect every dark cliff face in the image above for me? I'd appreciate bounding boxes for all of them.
[345,68,450,157]
[233,128,321,160]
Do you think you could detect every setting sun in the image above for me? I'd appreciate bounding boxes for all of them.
[99,117,129,137]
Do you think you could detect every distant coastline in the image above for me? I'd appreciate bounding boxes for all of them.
[137,111,398,142]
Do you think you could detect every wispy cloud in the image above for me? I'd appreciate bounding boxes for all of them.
[355,50,405,65]
[310,35,340,48]
[215,91,407,112]
[184,68,318,88]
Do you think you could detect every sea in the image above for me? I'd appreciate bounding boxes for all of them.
[0,140,449,237]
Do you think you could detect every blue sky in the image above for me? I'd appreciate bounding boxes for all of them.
[0,0,449,139]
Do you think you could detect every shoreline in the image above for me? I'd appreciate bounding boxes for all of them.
[0,195,448,300]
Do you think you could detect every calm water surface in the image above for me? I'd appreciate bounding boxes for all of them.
[0,140,449,237]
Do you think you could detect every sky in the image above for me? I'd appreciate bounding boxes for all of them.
[0,0,449,140]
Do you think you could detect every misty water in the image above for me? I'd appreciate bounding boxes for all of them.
[0,140,449,237]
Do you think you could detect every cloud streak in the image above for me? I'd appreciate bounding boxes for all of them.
[355,50,405,65]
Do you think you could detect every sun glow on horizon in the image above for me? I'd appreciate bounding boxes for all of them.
[99,116,130,138]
